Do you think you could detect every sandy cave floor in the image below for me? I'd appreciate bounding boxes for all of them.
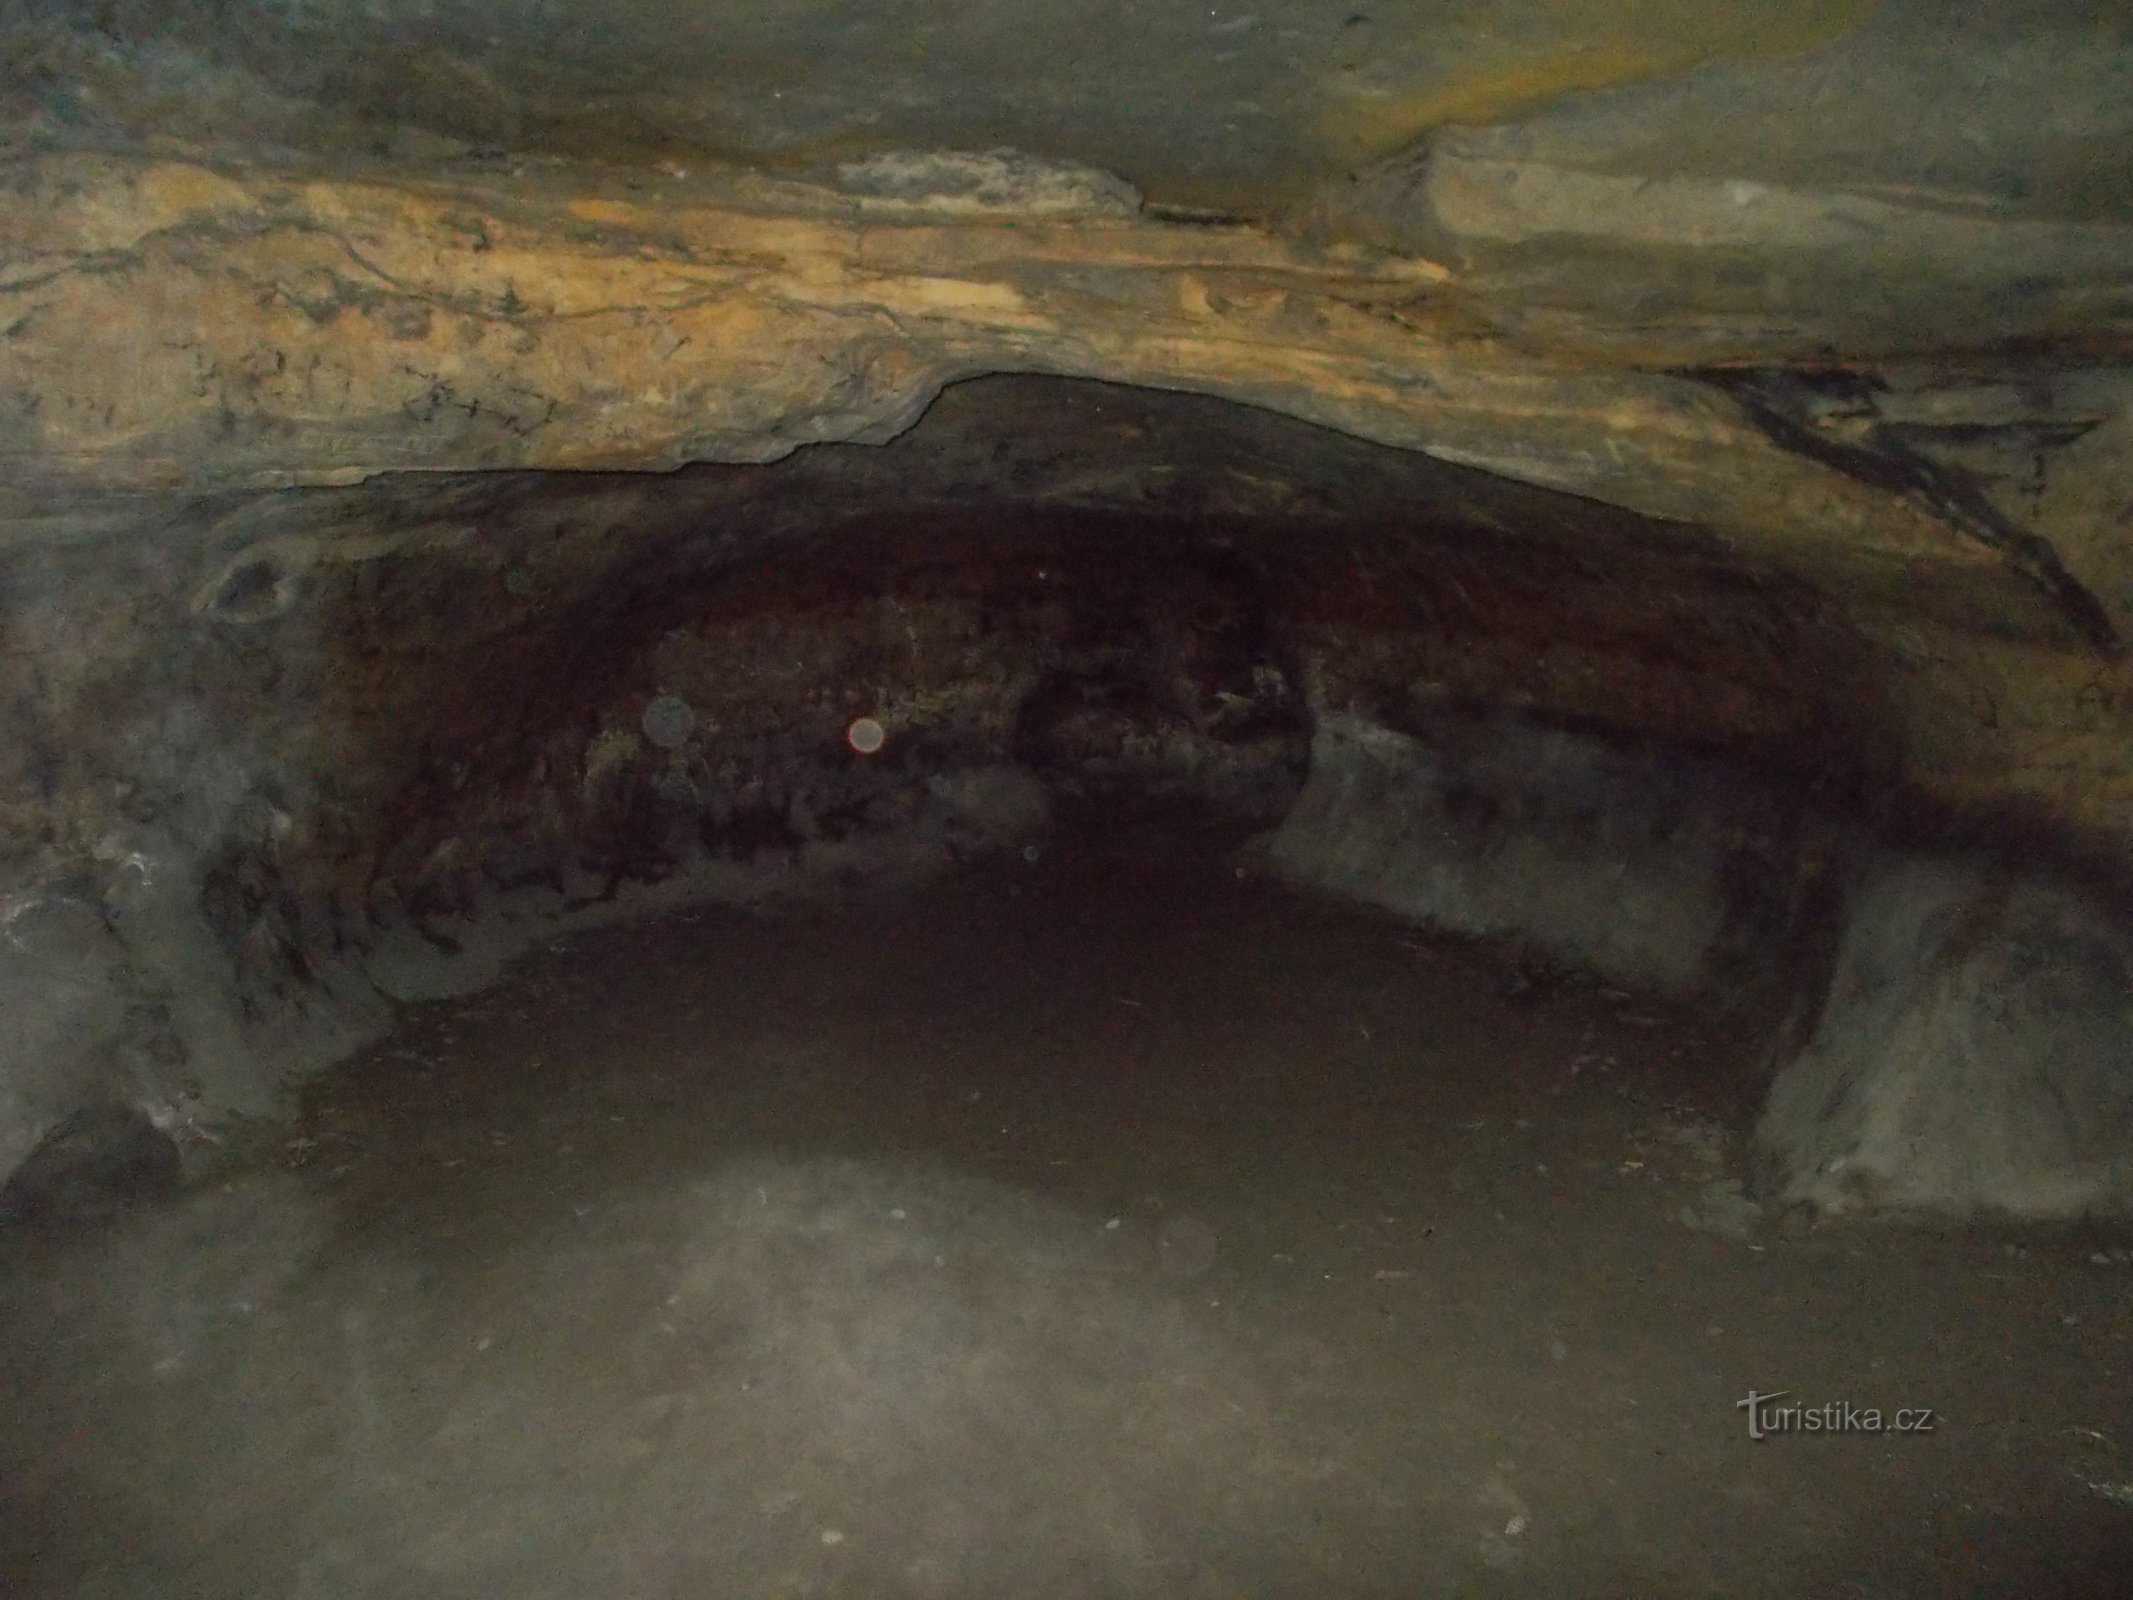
[3,843,2132,1598]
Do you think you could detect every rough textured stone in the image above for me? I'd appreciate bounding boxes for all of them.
[1264,712,1840,1001]
[0,895,138,1182]
[0,149,2014,569]
[0,1102,179,1226]
[0,0,1878,213]
[1754,860,2133,1219]
[1312,0,2133,362]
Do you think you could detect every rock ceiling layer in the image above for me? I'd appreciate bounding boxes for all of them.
[6,0,1893,211]
[1,0,2131,866]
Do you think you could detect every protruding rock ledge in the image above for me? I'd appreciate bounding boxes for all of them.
[0,149,1983,585]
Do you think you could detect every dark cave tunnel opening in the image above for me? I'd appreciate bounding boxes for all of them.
[4,376,2133,1597]
[3,376,1911,1100]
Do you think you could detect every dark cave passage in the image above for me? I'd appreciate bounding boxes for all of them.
[3,377,2132,1598]
[4,378,1892,1046]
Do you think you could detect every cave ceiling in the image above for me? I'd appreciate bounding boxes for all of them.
[1,0,2131,863]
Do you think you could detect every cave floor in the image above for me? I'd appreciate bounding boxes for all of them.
[4,845,2132,1598]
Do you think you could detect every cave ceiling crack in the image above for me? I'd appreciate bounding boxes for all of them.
[1699,368,2124,659]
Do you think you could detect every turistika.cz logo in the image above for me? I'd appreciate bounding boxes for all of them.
[1736,1390,1939,1441]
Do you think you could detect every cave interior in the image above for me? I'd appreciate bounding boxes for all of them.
[2,1,2133,1594]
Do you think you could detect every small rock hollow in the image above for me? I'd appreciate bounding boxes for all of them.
[2,375,2129,1594]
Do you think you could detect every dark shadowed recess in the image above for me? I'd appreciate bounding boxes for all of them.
[8,378,2103,953]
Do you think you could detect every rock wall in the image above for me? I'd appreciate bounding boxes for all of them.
[1264,706,2133,1221]
[0,475,1309,1182]
[1263,711,1842,1003]
[1754,861,2133,1220]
